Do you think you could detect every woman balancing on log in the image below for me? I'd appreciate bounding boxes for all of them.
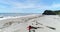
[27,25,43,32]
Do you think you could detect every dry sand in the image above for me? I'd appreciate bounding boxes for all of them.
[0,14,60,32]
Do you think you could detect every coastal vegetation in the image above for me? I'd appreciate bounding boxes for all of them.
[42,10,60,15]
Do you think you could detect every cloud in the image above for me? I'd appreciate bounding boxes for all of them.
[0,0,52,9]
[0,0,51,9]
[0,0,60,13]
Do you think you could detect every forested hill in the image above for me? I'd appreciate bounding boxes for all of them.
[42,10,60,15]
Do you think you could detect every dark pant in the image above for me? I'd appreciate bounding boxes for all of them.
[29,30,31,32]
[29,29,35,32]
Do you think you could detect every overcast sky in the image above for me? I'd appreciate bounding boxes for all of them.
[0,0,60,13]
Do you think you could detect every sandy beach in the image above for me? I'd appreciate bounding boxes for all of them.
[0,14,60,32]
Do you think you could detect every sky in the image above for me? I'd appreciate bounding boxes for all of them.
[0,0,60,13]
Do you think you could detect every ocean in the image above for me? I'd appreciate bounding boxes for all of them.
[0,13,40,17]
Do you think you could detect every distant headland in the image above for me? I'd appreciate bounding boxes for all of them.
[42,10,60,15]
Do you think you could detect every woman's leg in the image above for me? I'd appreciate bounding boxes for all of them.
[29,30,31,32]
